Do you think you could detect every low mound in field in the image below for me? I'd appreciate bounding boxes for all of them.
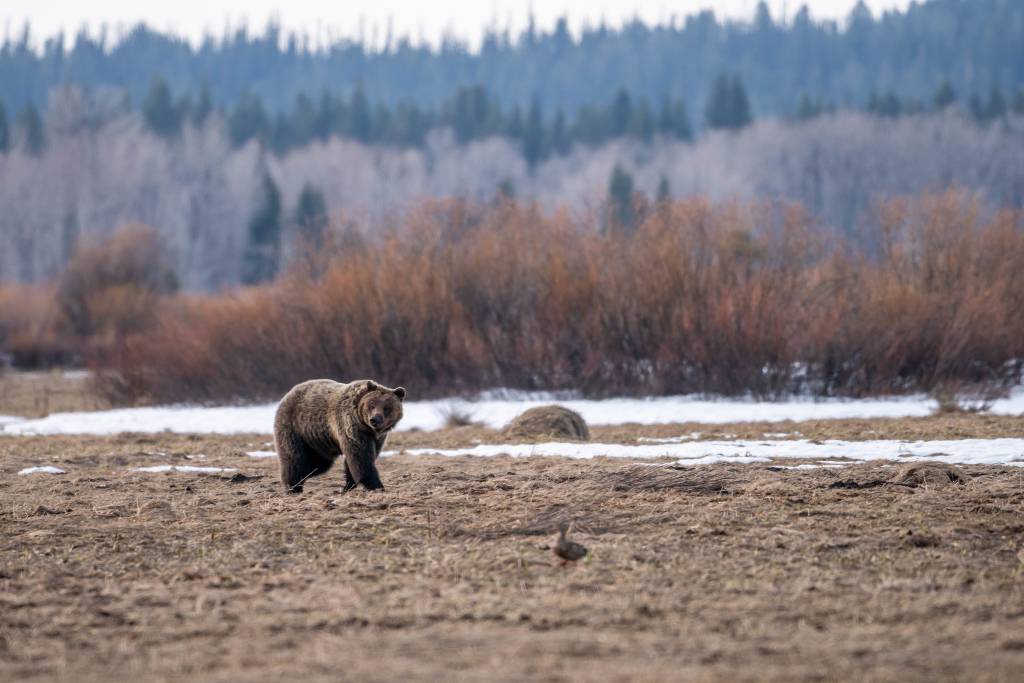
[503,405,590,441]
[889,462,967,487]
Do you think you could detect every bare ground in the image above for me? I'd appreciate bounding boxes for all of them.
[3,424,1024,682]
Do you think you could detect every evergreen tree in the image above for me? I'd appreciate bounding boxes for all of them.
[228,91,270,147]
[656,175,671,204]
[610,89,632,137]
[17,103,45,155]
[868,90,902,118]
[522,98,546,167]
[293,182,328,246]
[192,81,213,125]
[289,92,317,147]
[627,100,655,142]
[242,170,283,284]
[549,109,571,156]
[1013,89,1024,115]
[269,114,292,154]
[349,84,372,142]
[933,81,957,110]
[658,98,692,140]
[496,178,516,200]
[142,76,182,138]
[572,104,606,145]
[607,163,636,234]
[0,100,8,153]
[505,106,523,140]
[446,84,499,142]
[985,87,1007,121]
[315,90,341,141]
[705,74,752,131]
[969,94,986,122]
[391,102,431,147]
[796,94,822,121]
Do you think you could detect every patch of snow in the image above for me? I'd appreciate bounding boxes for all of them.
[246,450,278,458]
[2,388,1022,436]
[990,386,1024,416]
[388,438,1024,467]
[3,404,279,436]
[773,460,853,470]
[0,414,25,428]
[18,466,66,475]
[638,432,702,443]
[61,369,93,380]
[133,465,237,474]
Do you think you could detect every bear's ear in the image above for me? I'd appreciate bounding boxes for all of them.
[355,380,379,403]
[394,387,406,401]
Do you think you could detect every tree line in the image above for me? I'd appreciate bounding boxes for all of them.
[4,75,1022,164]
[1,0,1021,123]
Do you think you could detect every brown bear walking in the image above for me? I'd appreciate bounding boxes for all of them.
[274,379,406,493]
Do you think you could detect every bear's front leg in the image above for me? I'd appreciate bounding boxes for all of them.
[343,439,384,491]
[342,460,358,491]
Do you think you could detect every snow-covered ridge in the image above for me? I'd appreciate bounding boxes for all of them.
[2,388,1023,436]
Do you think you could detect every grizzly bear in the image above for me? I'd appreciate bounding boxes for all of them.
[274,379,406,493]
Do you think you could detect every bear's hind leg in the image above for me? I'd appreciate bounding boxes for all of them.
[277,433,334,493]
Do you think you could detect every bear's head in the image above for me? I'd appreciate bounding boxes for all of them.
[358,382,406,433]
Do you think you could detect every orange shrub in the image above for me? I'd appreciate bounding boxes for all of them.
[0,284,69,367]
[56,222,178,362]
[106,191,1024,403]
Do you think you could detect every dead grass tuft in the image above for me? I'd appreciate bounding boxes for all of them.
[889,462,968,487]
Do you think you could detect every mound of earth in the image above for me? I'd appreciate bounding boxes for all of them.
[889,462,967,487]
[503,405,590,441]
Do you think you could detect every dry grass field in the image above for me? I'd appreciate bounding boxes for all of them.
[3,419,1024,682]
[0,371,111,419]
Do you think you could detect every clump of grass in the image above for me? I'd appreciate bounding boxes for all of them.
[438,404,481,428]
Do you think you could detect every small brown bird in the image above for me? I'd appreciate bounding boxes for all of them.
[552,521,588,567]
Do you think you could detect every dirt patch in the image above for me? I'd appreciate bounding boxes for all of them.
[3,431,1024,682]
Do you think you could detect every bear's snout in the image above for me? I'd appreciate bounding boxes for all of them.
[369,414,385,428]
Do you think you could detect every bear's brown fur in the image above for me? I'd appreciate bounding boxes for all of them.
[274,379,406,493]
[502,405,590,441]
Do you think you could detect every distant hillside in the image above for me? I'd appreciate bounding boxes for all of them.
[1,0,1022,121]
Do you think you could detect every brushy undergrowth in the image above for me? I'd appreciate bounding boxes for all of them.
[3,192,1022,403]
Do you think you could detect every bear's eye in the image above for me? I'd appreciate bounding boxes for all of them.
[383,406,392,415]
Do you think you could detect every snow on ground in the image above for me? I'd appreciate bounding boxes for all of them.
[18,466,66,475]
[390,437,1024,467]
[246,451,278,458]
[1,386,1020,439]
[7,391,1020,436]
[774,461,857,470]
[638,432,703,443]
[133,465,237,474]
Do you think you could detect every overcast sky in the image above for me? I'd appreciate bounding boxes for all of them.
[5,1,913,49]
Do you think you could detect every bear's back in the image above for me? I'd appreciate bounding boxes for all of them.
[276,379,348,451]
